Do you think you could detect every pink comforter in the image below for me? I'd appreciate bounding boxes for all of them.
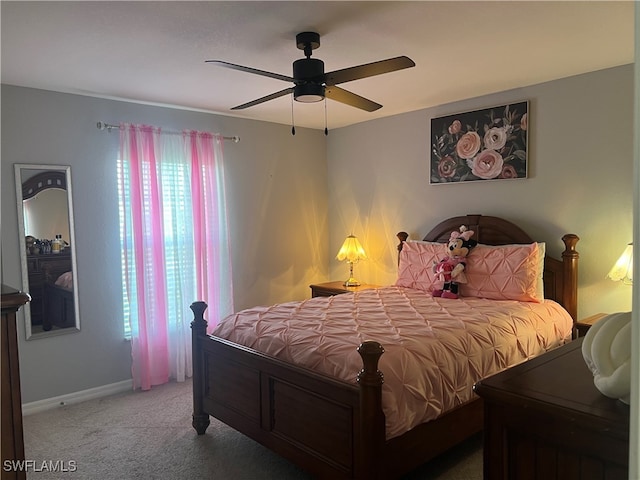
[212,286,573,439]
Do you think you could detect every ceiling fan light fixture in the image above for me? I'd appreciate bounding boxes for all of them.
[294,84,325,103]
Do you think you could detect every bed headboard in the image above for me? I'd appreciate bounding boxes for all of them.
[397,214,579,322]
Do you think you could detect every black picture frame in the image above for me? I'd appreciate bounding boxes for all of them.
[430,101,529,184]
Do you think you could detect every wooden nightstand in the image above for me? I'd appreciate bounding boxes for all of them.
[575,312,608,337]
[309,281,380,298]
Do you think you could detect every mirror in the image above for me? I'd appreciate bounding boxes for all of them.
[14,164,80,339]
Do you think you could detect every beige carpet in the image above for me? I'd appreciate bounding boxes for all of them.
[23,379,482,479]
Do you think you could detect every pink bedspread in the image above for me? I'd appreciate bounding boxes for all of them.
[212,286,573,439]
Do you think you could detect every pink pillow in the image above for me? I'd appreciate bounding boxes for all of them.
[461,243,544,302]
[395,241,446,293]
[55,271,74,290]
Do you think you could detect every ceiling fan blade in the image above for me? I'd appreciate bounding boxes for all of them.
[324,56,415,86]
[230,87,294,110]
[325,86,382,112]
[206,60,294,83]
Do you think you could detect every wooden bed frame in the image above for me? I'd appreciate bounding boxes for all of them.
[190,214,580,479]
[43,283,75,330]
[41,262,75,331]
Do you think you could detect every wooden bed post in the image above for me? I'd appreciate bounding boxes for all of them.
[190,301,210,435]
[356,341,385,479]
[397,232,409,266]
[560,233,580,326]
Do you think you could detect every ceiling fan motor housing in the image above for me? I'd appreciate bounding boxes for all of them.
[293,58,324,81]
[293,54,326,103]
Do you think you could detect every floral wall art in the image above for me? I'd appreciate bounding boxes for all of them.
[430,101,528,183]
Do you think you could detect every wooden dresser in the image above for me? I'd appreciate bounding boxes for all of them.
[474,339,629,480]
[26,251,71,327]
[1,285,30,480]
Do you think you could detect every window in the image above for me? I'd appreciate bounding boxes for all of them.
[116,124,233,389]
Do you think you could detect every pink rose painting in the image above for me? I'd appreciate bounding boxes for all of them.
[430,101,528,183]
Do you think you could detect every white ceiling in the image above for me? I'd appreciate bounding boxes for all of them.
[1,1,635,131]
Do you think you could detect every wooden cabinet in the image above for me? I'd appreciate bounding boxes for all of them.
[309,281,380,298]
[1,285,30,480]
[26,251,71,327]
[474,339,629,480]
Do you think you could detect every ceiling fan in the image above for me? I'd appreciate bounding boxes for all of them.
[206,32,415,112]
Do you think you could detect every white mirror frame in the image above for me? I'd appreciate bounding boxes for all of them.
[14,164,80,339]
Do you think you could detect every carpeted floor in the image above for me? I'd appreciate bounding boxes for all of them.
[23,379,482,479]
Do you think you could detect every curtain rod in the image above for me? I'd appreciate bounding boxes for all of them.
[96,121,240,143]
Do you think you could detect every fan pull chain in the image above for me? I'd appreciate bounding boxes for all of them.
[324,99,328,136]
[291,94,296,136]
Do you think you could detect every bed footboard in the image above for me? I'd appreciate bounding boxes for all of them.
[42,283,75,331]
[190,301,386,479]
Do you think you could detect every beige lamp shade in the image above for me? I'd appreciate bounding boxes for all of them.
[336,235,366,286]
[607,243,633,285]
[336,235,366,263]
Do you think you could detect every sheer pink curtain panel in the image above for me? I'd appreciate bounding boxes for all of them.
[119,124,233,391]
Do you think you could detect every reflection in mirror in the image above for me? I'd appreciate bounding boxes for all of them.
[14,164,80,339]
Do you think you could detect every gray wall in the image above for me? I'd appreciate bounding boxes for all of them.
[1,85,328,402]
[327,65,634,319]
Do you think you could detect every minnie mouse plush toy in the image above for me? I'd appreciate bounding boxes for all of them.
[432,225,477,299]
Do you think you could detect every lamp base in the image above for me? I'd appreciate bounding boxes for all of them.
[343,278,361,287]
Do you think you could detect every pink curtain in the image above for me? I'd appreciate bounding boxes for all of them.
[119,124,233,390]
[186,131,233,330]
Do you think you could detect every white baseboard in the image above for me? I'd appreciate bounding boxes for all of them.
[22,379,133,416]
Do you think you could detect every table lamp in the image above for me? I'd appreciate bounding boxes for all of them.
[606,243,633,285]
[336,235,366,286]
